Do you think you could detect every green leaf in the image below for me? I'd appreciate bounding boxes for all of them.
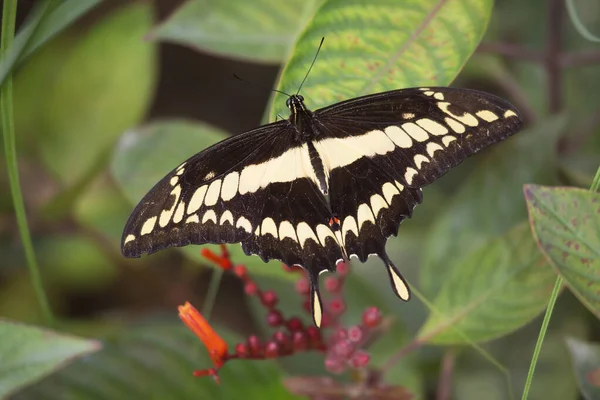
[269,0,494,120]
[420,116,564,296]
[13,323,300,400]
[36,2,156,186]
[0,320,100,398]
[0,1,51,87]
[417,222,557,344]
[20,0,104,63]
[151,0,320,63]
[111,119,294,281]
[0,0,103,86]
[524,185,600,319]
[566,337,600,400]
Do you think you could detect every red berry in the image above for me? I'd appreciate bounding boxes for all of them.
[349,350,370,368]
[244,281,258,296]
[264,341,279,358]
[292,331,308,351]
[336,261,349,275]
[362,307,382,328]
[286,317,303,332]
[235,343,249,358]
[329,298,346,316]
[295,278,310,295]
[234,265,247,279]
[272,331,291,351]
[261,290,278,308]
[325,356,347,374]
[324,276,341,293]
[247,335,262,355]
[266,310,284,327]
[347,325,364,343]
[332,340,355,358]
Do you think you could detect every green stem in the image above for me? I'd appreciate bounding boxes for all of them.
[520,276,563,400]
[522,164,600,399]
[1,0,54,326]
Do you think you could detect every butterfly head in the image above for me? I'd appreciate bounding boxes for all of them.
[286,94,307,115]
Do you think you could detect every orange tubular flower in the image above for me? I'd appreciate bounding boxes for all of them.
[178,302,228,369]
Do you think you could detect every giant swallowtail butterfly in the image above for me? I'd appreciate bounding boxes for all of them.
[121,84,522,327]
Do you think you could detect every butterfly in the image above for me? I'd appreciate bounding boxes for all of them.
[121,86,522,327]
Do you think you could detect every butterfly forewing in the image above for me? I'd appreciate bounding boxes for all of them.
[121,121,289,257]
[121,85,523,327]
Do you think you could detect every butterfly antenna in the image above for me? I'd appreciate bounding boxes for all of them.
[233,73,291,97]
[296,37,325,95]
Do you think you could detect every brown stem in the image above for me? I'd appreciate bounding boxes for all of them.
[546,0,564,114]
[560,50,600,68]
[436,349,457,400]
[477,42,543,63]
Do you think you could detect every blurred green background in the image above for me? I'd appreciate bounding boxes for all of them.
[1,0,600,399]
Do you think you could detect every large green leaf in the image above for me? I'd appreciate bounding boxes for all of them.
[35,2,156,186]
[417,222,557,344]
[13,323,300,400]
[151,0,320,63]
[111,119,294,281]
[0,320,100,398]
[269,0,494,120]
[566,337,600,400]
[420,116,564,296]
[524,185,600,319]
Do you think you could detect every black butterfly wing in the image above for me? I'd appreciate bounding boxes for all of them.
[313,87,523,300]
[121,120,290,257]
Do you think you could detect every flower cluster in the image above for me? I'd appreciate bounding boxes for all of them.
[178,244,384,383]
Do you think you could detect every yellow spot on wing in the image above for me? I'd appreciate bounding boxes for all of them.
[188,185,208,214]
[413,154,429,169]
[385,125,412,148]
[476,110,499,122]
[236,216,252,233]
[141,216,157,236]
[445,117,466,134]
[404,167,418,185]
[278,221,297,241]
[416,118,448,136]
[220,210,234,225]
[402,122,429,142]
[202,210,217,224]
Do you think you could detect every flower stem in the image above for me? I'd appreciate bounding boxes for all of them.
[1,0,54,326]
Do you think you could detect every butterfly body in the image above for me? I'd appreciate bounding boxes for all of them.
[122,87,522,326]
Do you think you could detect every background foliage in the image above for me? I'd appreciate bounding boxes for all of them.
[1,0,599,399]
